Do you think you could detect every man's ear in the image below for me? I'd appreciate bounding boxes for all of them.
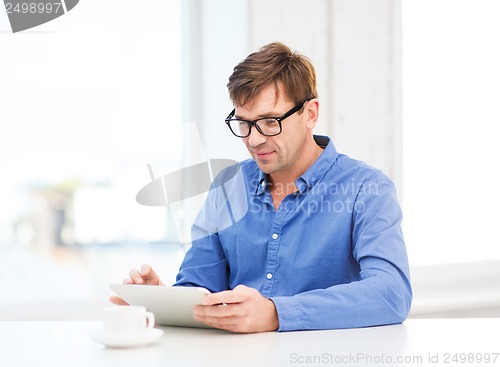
[305,99,319,129]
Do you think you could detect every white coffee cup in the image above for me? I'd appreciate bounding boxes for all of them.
[102,306,155,336]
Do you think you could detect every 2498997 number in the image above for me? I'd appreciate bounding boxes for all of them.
[5,2,63,14]
[443,352,499,364]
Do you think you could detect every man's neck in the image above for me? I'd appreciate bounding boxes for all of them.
[268,138,323,202]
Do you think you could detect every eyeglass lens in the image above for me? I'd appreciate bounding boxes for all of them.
[229,118,281,137]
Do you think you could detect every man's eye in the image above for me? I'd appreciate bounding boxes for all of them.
[262,119,279,125]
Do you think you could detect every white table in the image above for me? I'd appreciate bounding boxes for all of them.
[1,319,499,367]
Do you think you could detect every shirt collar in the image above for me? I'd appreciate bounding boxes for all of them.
[255,170,268,196]
[254,135,338,196]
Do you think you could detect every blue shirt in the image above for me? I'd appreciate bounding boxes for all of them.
[175,135,412,331]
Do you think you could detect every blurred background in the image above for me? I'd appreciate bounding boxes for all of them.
[0,0,499,320]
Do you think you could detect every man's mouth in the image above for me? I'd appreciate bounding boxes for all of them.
[254,151,274,159]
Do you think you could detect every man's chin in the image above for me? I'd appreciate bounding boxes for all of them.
[255,161,278,175]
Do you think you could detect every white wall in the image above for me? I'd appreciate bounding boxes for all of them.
[403,0,500,265]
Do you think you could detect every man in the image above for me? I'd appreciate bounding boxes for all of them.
[111,42,412,333]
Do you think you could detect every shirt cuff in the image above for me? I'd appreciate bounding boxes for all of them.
[269,296,305,332]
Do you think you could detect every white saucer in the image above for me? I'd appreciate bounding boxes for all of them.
[89,328,164,348]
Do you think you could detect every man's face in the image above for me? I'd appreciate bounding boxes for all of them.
[235,84,309,176]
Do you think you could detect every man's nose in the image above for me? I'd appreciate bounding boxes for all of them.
[247,126,267,147]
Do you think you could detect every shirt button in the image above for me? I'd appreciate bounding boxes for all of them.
[272,233,279,240]
[266,273,273,280]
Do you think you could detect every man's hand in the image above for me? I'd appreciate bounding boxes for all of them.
[193,284,279,333]
[109,264,165,305]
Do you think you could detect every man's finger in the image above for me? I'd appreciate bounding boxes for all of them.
[140,264,163,285]
[109,295,129,306]
[129,269,144,284]
[140,264,151,277]
[193,314,239,328]
[202,289,246,306]
[193,303,242,318]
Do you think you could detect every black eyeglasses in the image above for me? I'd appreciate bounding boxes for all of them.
[225,100,307,138]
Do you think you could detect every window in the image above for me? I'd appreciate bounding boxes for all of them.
[0,0,184,310]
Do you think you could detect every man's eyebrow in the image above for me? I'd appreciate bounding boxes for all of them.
[234,111,281,120]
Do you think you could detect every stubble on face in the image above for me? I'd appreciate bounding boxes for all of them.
[250,136,306,176]
[239,85,306,177]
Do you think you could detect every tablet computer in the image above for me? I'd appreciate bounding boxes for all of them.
[109,284,212,328]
